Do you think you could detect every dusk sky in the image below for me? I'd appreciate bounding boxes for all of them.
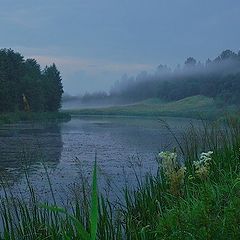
[1,0,240,95]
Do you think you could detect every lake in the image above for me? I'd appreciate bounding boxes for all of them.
[0,116,200,202]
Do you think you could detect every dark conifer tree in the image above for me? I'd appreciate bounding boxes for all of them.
[0,49,24,112]
[0,49,64,113]
[42,64,64,111]
[21,59,44,111]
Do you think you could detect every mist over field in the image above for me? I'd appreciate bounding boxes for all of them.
[62,49,240,110]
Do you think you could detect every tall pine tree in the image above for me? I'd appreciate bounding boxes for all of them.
[42,64,64,111]
[21,59,44,112]
[0,49,64,113]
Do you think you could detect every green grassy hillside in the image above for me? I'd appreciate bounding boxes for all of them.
[67,95,235,119]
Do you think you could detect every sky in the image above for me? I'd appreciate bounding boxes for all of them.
[0,0,240,95]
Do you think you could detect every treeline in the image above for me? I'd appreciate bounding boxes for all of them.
[80,49,240,106]
[0,49,63,113]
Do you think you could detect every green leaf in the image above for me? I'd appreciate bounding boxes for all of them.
[39,158,99,240]
[90,158,98,240]
[40,204,90,240]
[39,204,67,214]
[68,215,91,240]
[63,232,72,240]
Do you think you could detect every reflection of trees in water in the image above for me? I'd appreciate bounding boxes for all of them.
[0,123,63,184]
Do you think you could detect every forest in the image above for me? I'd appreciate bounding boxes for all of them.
[0,48,63,113]
[79,49,240,106]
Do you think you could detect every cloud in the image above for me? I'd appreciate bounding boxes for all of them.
[4,46,156,94]
[19,49,156,94]
[28,54,155,75]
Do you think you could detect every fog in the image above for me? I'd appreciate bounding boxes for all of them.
[62,50,240,109]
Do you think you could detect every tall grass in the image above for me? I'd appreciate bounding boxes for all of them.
[0,117,240,239]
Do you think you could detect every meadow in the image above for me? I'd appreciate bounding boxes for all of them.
[67,95,237,120]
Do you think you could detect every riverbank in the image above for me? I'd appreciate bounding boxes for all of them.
[66,95,237,120]
[0,111,71,125]
[0,116,239,239]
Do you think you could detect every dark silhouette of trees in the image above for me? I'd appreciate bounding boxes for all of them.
[21,59,44,111]
[42,64,63,111]
[81,49,240,106]
[0,49,25,112]
[0,49,63,113]
[184,57,197,68]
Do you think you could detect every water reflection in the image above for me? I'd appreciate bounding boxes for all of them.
[0,116,201,202]
[0,123,63,183]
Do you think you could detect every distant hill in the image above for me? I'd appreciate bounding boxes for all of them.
[66,95,237,119]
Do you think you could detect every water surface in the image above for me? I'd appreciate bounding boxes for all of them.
[0,116,200,201]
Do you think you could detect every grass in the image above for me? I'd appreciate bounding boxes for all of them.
[66,95,236,119]
[0,160,98,240]
[40,159,98,240]
[0,111,71,125]
[0,116,240,239]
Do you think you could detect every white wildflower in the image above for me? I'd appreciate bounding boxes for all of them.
[158,150,186,196]
[193,151,213,180]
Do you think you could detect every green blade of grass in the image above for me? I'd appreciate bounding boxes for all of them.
[68,215,91,240]
[40,204,91,240]
[39,204,67,214]
[90,158,98,240]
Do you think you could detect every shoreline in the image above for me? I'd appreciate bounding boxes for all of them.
[64,95,237,121]
[0,111,71,125]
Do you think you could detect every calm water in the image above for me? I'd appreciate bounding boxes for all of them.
[0,116,200,201]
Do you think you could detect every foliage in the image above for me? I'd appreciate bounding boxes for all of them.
[0,49,63,113]
[42,64,64,111]
[79,49,240,106]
